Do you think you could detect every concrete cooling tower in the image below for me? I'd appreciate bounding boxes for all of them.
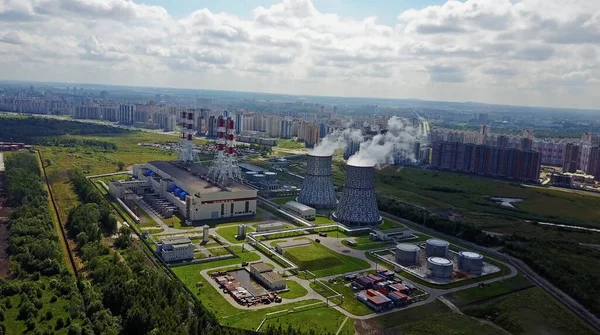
[297,154,338,209]
[332,163,382,227]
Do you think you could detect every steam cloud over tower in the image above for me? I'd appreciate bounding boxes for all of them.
[332,163,382,227]
[297,154,337,209]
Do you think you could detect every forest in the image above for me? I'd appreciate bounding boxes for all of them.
[0,117,125,143]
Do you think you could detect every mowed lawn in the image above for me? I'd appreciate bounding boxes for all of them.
[215,224,256,244]
[374,167,600,228]
[284,242,370,277]
[171,254,350,334]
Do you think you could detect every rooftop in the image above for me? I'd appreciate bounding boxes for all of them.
[250,262,272,273]
[147,161,250,195]
[285,201,315,212]
[261,271,284,283]
[161,236,192,245]
[238,163,265,173]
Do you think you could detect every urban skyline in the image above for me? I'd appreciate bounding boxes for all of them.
[1,0,599,109]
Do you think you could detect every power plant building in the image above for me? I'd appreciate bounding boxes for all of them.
[156,237,194,262]
[249,262,286,290]
[333,164,382,227]
[297,154,338,209]
[130,161,257,223]
[284,201,316,220]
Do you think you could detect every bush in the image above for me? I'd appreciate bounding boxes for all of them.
[68,324,82,335]
[18,300,38,320]
[55,317,65,330]
[50,296,58,303]
[45,310,53,320]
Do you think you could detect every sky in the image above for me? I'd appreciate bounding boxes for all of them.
[0,0,599,109]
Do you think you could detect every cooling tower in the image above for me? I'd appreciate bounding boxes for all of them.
[297,154,338,209]
[332,163,382,227]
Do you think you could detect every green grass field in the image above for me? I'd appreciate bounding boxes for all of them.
[313,216,335,225]
[371,167,600,229]
[310,278,372,316]
[272,196,296,205]
[171,256,349,334]
[215,224,257,244]
[465,287,597,335]
[348,237,394,251]
[283,242,370,277]
[445,274,533,307]
[278,280,308,299]
[277,139,305,150]
[378,218,406,230]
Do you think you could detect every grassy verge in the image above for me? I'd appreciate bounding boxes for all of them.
[465,287,597,335]
[445,274,533,307]
[278,280,308,299]
[310,278,372,316]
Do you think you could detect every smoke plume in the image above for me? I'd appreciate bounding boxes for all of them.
[347,117,417,167]
[310,127,363,156]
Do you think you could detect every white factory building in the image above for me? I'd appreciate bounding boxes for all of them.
[249,262,286,290]
[283,201,316,220]
[156,237,194,262]
[115,161,257,223]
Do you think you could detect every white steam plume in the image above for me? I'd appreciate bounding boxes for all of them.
[310,127,363,156]
[347,117,417,167]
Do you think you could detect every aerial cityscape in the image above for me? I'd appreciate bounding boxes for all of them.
[1,1,600,335]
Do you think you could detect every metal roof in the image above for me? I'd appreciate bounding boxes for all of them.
[428,257,453,266]
[285,201,315,212]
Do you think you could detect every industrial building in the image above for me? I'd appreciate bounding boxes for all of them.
[457,251,484,275]
[297,154,338,209]
[425,239,449,258]
[113,161,257,223]
[395,243,420,265]
[275,240,312,254]
[370,227,411,241]
[249,262,286,290]
[255,222,285,232]
[155,237,194,262]
[333,164,382,227]
[427,257,453,278]
[283,201,316,220]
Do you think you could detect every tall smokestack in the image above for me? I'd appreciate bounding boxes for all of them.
[297,154,337,209]
[332,163,382,227]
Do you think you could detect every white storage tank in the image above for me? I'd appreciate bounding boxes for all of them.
[202,225,210,243]
[427,257,453,278]
[458,251,484,274]
[426,238,449,257]
[395,243,420,265]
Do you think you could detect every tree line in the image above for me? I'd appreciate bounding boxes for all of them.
[66,170,328,335]
[377,196,502,247]
[0,117,125,143]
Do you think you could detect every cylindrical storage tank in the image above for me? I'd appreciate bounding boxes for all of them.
[395,243,420,265]
[202,225,210,243]
[237,224,247,239]
[332,164,382,227]
[427,257,453,278]
[426,239,449,258]
[458,251,484,274]
[297,154,338,209]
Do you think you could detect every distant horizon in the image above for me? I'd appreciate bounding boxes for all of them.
[3,79,599,114]
[1,0,598,110]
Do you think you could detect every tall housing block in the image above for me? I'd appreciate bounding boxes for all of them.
[333,164,382,227]
[297,154,337,209]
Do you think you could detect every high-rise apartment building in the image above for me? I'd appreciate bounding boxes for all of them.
[431,141,540,182]
[235,114,244,134]
[344,141,362,160]
[562,143,580,173]
[118,104,135,125]
[304,124,320,148]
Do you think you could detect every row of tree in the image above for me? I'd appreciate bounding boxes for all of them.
[68,170,117,235]
[5,153,63,277]
[0,117,125,143]
[377,196,503,247]
[36,138,117,151]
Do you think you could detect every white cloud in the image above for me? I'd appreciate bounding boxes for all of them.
[0,0,599,108]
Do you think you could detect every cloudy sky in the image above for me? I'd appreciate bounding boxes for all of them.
[1,0,599,109]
